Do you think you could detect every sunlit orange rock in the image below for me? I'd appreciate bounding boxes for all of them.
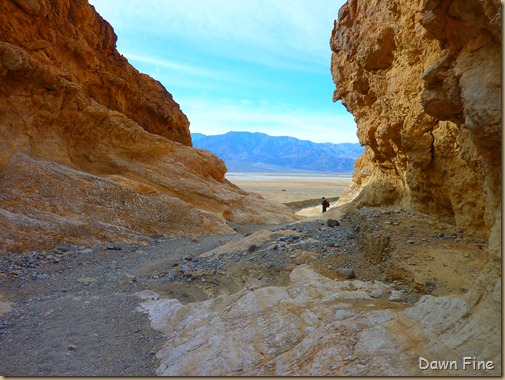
[330,0,501,241]
[330,0,501,374]
[0,0,296,253]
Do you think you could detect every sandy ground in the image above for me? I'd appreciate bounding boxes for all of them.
[0,174,490,376]
[226,173,352,205]
[0,205,489,376]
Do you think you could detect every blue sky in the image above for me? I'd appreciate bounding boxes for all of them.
[89,0,357,144]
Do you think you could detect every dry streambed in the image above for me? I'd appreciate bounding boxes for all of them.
[0,207,490,376]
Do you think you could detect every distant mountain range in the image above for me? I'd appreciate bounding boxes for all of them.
[191,131,364,173]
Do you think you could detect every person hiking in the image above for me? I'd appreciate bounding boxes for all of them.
[321,197,330,213]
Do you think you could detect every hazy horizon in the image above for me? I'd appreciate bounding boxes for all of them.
[191,130,364,146]
[226,172,354,181]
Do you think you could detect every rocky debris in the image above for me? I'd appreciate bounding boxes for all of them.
[247,244,258,253]
[0,206,499,376]
[76,277,97,285]
[369,288,385,299]
[0,233,235,376]
[0,301,12,317]
[120,274,138,284]
[336,268,355,279]
[135,290,160,301]
[0,207,484,300]
[388,290,405,302]
[327,219,340,227]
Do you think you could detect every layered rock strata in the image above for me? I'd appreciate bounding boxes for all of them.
[330,0,501,241]
[140,265,499,376]
[0,0,296,253]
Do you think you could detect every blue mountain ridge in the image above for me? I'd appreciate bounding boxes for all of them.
[191,131,364,173]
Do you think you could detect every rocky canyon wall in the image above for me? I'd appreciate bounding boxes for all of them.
[0,0,296,253]
[330,0,501,241]
[330,0,501,373]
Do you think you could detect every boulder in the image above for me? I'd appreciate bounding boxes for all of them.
[326,219,340,227]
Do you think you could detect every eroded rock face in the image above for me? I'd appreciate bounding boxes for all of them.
[0,0,296,253]
[140,266,408,376]
[330,0,501,241]
[140,266,500,376]
[329,2,501,375]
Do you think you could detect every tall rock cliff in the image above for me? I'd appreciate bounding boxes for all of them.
[0,0,296,253]
[330,0,501,241]
[330,0,501,371]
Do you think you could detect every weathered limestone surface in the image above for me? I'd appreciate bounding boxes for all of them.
[140,265,499,376]
[0,0,296,253]
[140,266,409,376]
[330,0,501,241]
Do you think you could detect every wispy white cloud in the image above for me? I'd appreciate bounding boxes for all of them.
[125,53,217,77]
[91,0,345,69]
[88,0,356,144]
[124,52,287,93]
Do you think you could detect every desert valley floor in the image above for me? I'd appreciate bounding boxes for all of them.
[227,172,353,215]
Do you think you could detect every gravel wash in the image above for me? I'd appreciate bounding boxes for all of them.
[0,206,486,376]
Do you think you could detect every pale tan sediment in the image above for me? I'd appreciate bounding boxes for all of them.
[228,175,353,204]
